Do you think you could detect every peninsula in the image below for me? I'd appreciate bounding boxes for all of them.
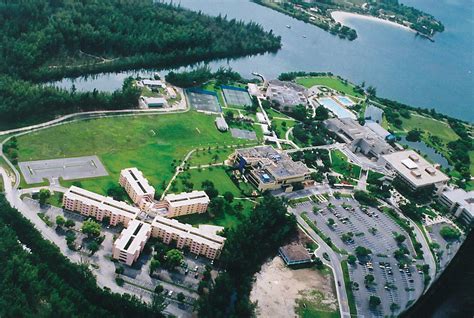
[253,0,444,40]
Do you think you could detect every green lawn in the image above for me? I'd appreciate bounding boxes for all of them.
[296,76,364,98]
[341,260,358,317]
[188,148,234,166]
[398,114,459,144]
[0,177,3,193]
[172,166,242,197]
[46,192,64,208]
[16,111,241,194]
[175,199,255,229]
[330,150,361,179]
[273,118,296,139]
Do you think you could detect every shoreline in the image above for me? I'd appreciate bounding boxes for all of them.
[331,11,417,34]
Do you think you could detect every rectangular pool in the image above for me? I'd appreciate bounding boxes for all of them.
[334,95,355,107]
[317,97,356,119]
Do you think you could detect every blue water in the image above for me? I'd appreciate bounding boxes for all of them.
[52,0,473,121]
[334,95,355,106]
[317,97,356,119]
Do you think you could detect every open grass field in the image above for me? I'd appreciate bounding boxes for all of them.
[398,114,459,144]
[273,118,296,139]
[175,198,255,229]
[188,148,234,166]
[15,111,242,194]
[173,166,242,197]
[330,150,361,179]
[296,76,364,98]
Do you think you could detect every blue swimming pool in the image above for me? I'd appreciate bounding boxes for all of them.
[317,97,356,119]
[334,95,355,107]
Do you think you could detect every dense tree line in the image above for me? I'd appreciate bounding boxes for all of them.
[197,195,297,317]
[0,0,281,128]
[0,76,140,129]
[0,194,162,317]
[0,0,281,81]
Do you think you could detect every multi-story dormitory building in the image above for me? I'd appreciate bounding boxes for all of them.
[62,175,223,265]
[63,186,140,226]
[119,167,155,209]
[119,168,210,217]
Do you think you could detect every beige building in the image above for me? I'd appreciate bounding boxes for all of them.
[233,145,311,191]
[439,188,474,225]
[380,150,449,192]
[163,191,210,217]
[112,219,152,265]
[151,216,225,259]
[62,186,139,226]
[119,168,155,209]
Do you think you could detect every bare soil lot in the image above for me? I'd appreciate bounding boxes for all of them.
[250,257,338,317]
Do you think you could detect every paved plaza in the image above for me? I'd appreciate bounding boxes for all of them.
[19,155,108,184]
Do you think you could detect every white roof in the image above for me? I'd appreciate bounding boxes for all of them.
[142,79,165,87]
[365,121,391,139]
[121,168,155,197]
[114,220,151,254]
[442,188,474,216]
[143,97,166,105]
[165,191,210,208]
[382,150,449,187]
[65,186,140,218]
[151,215,225,249]
[256,112,266,123]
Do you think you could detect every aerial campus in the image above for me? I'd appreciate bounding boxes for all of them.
[0,69,472,318]
[0,1,472,318]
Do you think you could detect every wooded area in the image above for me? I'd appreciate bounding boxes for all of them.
[0,194,162,317]
[0,0,281,129]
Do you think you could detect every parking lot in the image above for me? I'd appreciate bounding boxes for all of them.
[19,155,108,184]
[291,196,424,317]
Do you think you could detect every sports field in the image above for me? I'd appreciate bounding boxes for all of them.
[15,111,241,194]
[296,76,364,98]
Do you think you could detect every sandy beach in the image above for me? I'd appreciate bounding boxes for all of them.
[331,10,416,34]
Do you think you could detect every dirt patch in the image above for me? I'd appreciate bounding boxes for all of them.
[250,256,338,317]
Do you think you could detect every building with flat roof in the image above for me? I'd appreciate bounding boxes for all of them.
[266,80,308,108]
[365,121,392,140]
[63,186,140,226]
[325,118,394,158]
[112,220,151,265]
[142,79,166,89]
[163,191,210,218]
[380,150,449,192]
[439,188,474,225]
[215,116,229,131]
[151,215,225,259]
[120,168,155,209]
[141,97,167,108]
[279,243,312,266]
[233,145,311,191]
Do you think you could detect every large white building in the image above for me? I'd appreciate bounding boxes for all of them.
[439,188,474,225]
[151,216,224,259]
[163,191,210,218]
[112,220,152,265]
[63,186,140,226]
[119,168,155,209]
[380,150,449,192]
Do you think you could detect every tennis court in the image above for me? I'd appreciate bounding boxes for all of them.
[187,89,222,113]
[230,128,257,140]
[222,86,252,107]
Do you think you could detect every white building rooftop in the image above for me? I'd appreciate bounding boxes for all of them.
[65,186,140,219]
[151,215,225,250]
[114,219,151,255]
[121,167,155,197]
[164,191,210,208]
[442,188,474,217]
[382,150,449,187]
